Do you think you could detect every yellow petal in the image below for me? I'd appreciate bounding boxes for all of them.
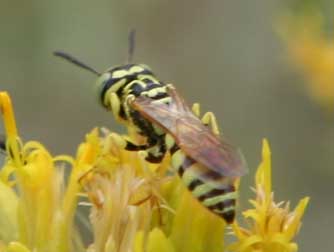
[0,181,18,242]
[0,92,18,137]
[146,228,175,252]
[21,148,53,189]
[0,92,23,168]
[284,197,310,240]
[0,163,15,185]
[170,189,225,252]
[133,231,145,252]
[231,223,249,240]
[270,233,297,252]
[267,208,286,234]
[7,242,31,252]
[255,139,272,203]
[229,235,262,252]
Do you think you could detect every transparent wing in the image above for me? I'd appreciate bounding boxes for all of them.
[131,86,247,178]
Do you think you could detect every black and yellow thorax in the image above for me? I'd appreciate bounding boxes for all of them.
[96,64,169,139]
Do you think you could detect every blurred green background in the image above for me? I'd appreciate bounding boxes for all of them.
[0,0,333,251]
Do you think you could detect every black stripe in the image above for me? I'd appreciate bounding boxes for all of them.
[220,209,235,224]
[170,144,179,154]
[100,64,156,106]
[100,77,124,105]
[140,81,169,101]
[130,110,156,137]
[116,81,130,100]
[178,166,184,177]
[198,188,224,201]
[145,153,164,163]
[208,199,236,212]
[149,92,169,100]
[179,156,198,189]
[129,83,145,96]
[199,169,223,181]
[188,179,203,190]
[125,141,147,151]
[142,81,162,91]
[198,184,235,202]
[101,76,136,106]
[101,67,153,101]
[209,197,236,224]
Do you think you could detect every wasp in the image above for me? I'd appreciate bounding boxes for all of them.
[54,32,247,223]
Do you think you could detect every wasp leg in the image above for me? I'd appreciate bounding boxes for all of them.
[145,152,165,163]
[191,103,220,136]
[201,112,220,135]
[109,132,148,151]
[191,103,201,117]
[124,141,148,151]
[136,139,167,164]
[110,132,165,164]
[110,130,166,164]
[138,146,166,164]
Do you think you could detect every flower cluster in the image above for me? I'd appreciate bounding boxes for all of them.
[228,139,309,252]
[0,91,309,252]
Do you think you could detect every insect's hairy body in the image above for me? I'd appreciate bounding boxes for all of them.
[97,64,237,223]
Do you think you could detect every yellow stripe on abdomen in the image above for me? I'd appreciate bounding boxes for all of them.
[202,191,237,207]
[168,140,237,224]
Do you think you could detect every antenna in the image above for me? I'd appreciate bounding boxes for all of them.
[128,29,136,63]
[53,51,101,76]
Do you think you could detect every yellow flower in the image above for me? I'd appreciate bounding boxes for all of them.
[81,122,227,252]
[0,91,93,252]
[278,12,334,112]
[228,139,309,252]
[0,90,309,252]
[0,91,227,252]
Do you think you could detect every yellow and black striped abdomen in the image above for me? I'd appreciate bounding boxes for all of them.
[170,144,237,223]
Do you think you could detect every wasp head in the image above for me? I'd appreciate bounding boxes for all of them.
[96,64,155,109]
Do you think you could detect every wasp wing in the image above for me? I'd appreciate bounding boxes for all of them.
[131,86,247,178]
